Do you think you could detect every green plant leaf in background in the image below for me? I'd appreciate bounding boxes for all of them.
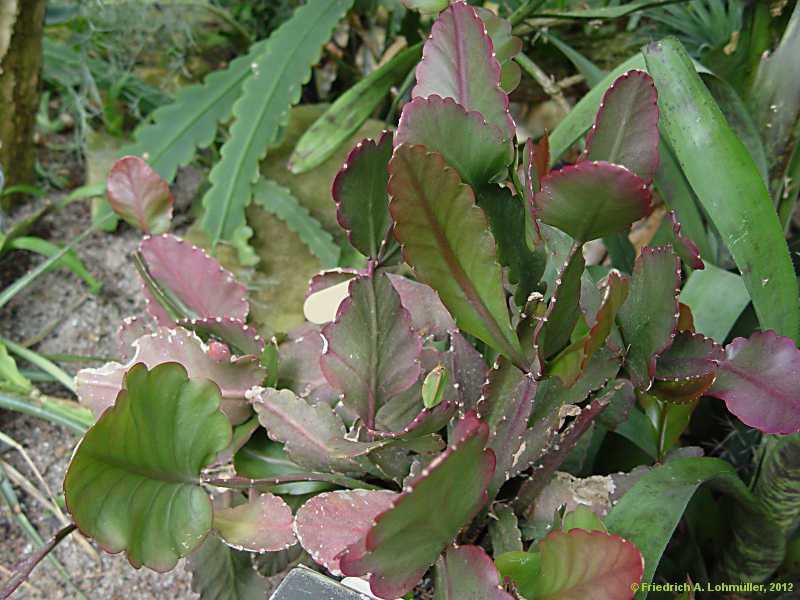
[644,38,799,343]
[188,535,267,600]
[9,237,102,294]
[201,0,354,247]
[679,262,749,342]
[0,344,33,395]
[64,363,231,571]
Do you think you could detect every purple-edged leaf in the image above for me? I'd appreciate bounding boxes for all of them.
[667,210,705,270]
[339,412,495,599]
[580,70,660,184]
[652,375,717,405]
[477,358,537,498]
[320,272,422,428]
[118,316,151,360]
[534,131,551,182]
[65,363,231,571]
[707,331,800,434]
[434,545,514,600]
[76,327,264,424]
[177,317,265,356]
[534,245,585,367]
[212,493,295,552]
[595,379,636,430]
[389,144,524,367]
[396,96,512,187]
[475,7,521,93]
[139,234,248,326]
[616,246,681,390]
[106,156,173,234]
[277,322,337,406]
[536,529,643,600]
[412,2,514,139]
[449,332,488,414]
[655,331,723,381]
[332,131,396,260]
[534,161,653,243]
[294,490,398,576]
[251,387,362,474]
[306,268,366,298]
[386,273,456,341]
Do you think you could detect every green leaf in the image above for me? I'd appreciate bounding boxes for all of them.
[252,179,340,268]
[434,545,514,600]
[201,0,354,246]
[644,38,799,342]
[489,504,523,555]
[562,505,605,532]
[188,535,267,600]
[9,237,102,294]
[106,156,174,234]
[290,44,422,174]
[535,1,689,19]
[0,343,32,395]
[495,551,541,597]
[605,457,781,599]
[64,363,231,571]
[388,144,525,367]
[212,493,295,552]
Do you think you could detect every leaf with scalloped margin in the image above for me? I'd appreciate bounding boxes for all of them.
[396,96,512,187]
[294,490,398,576]
[75,327,264,425]
[106,156,173,234]
[389,144,524,367]
[449,332,488,414]
[616,246,681,391]
[534,161,653,243]
[475,6,521,93]
[412,2,514,139]
[434,545,514,600]
[251,387,361,474]
[667,210,704,270]
[64,363,231,571]
[536,529,643,600]
[332,131,395,260]
[580,70,660,184]
[707,331,800,434]
[339,412,495,599]
[201,0,354,246]
[320,272,422,428]
[139,234,248,326]
[188,535,267,600]
[212,493,295,553]
[176,317,265,357]
[654,331,722,382]
[276,322,338,406]
[386,273,456,341]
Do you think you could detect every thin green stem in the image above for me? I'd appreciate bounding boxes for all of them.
[0,391,93,435]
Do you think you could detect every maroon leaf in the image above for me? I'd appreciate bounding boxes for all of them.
[212,493,295,552]
[534,131,550,182]
[707,331,800,434]
[475,7,521,93]
[412,2,515,139]
[449,331,489,414]
[534,161,652,243]
[118,316,151,360]
[386,273,456,341]
[537,529,644,600]
[616,246,681,390]
[320,272,422,428]
[106,156,173,234]
[332,131,396,260]
[655,331,723,381]
[396,95,512,187]
[668,210,705,270]
[139,234,248,326]
[294,490,398,576]
[177,317,266,356]
[580,70,660,184]
[339,412,495,598]
[251,387,362,473]
[306,268,366,298]
[388,144,524,366]
[651,375,717,405]
[277,322,338,406]
[434,545,514,600]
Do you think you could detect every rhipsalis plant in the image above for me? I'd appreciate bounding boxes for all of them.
[5,3,798,600]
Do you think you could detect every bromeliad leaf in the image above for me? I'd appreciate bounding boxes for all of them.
[534,161,653,243]
[388,144,524,367]
[294,490,398,576]
[580,70,660,184]
[201,0,354,246]
[320,273,422,428]
[434,545,514,600]
[616,246,681,390]
[339,412,495,598]
[212,493,295,553]
[395,96,512,187]
[64,363,231,571]
[106,156,173,234]
[332,131,395,261]
[251,387,361,474]
[412,2,515,139]
[707,331,800,434]
[139,234,248,326]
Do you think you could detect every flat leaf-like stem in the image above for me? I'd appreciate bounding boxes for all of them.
[64,363,232,571]
[106,156,173,234]
[339,412,495,598]
[388,144,524,367]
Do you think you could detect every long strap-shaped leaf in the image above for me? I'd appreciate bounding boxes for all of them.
[201,0,354,246]
[388,144,525,368]
[644,39,799,342]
